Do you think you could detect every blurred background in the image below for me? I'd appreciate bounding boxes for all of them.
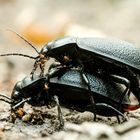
[0,0,140,95]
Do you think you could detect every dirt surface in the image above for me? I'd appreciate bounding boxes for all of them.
[0,103,140,140]
[0,0,140,140]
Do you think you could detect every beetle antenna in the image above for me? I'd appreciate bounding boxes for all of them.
[0,94,11,104]
[0,98,11,104]
[0,53,37,60]
[6,29,40,54]
[0,94,11,100]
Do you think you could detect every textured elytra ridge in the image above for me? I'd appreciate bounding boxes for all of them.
[77,38,140,70]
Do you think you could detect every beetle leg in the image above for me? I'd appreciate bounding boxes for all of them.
[31,60,39,78]
[116,115,121,123]
[116,114,128,123]
[12,97,31,110]
[53,95,64,129]
[47,63,69,79]
[77,60,97,121]
[81,72,97,121]
[39,63,45,77]
[48,62,61,70]
[109,75,130,105]
[125,67,140,103]
[96,103,127,123]
[47,63,60,77]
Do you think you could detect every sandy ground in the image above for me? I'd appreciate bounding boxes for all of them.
[0,100,140,140]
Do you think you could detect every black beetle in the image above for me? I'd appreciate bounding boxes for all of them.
[34,37,140,104]
[1,67,139,127]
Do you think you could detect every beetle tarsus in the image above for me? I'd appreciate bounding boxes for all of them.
[116,115,121,123]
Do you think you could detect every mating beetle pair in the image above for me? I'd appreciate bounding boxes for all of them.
[0,32,140,126]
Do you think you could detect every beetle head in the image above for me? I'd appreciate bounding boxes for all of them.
[39,37,77,66]
[11,81,23,107]
[11,74,50,109]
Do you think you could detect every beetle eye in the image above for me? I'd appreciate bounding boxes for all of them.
[13,91,22,99]
[41,45,48,55]
[41,43,53,55]
[47,41,54,50]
